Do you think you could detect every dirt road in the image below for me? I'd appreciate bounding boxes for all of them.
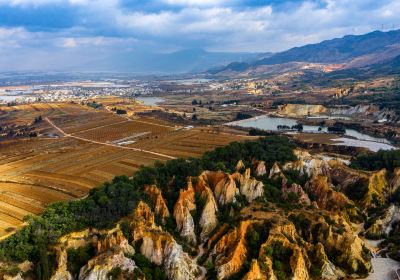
[45,117,176,160]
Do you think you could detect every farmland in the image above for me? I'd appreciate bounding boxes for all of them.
[0,101,252,237]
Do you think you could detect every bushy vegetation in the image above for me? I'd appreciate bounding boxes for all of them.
[132,253,167,280]
[235,112,252,121]
[350,149,400,172]
[67,245,96,276]
[86,101,102,109]
[327,122,346,134]
[0,136,296,278]
[248,128,277,136]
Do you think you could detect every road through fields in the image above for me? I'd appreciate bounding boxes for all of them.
[45,117,176,160]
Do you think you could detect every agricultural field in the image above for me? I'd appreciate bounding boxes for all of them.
[0,101,252,237]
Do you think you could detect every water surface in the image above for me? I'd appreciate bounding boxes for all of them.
[229,115,396,151]
[136,97,165,106]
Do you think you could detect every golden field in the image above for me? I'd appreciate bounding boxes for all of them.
[0,101,252,236]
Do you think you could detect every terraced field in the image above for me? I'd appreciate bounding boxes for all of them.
[72,118,175,142]
[129,128,250,158]
[0,101,253,236]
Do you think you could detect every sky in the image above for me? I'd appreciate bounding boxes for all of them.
[0,0,399,71]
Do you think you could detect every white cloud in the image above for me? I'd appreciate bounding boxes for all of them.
[162,0,229,6]
[1,0,400,70]
[61,37,77,48]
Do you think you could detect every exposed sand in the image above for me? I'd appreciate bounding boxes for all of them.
[364,239,400,280]
[365,258,399,280]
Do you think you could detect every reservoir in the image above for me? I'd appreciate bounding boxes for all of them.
[136,97,165,106]
[228,115,396,151]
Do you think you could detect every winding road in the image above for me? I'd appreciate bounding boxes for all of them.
[44,117,176,160]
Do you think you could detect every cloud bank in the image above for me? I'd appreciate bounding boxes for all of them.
[0,0,399,71]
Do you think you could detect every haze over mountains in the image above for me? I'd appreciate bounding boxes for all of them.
[74,48,260,74]
[212,29,400,75]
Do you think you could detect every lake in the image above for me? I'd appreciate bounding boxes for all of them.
[0,95,21,102]
[228,115,396,151]
[136,97,165,106]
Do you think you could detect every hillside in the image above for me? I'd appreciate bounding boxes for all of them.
[256,29,400,66]
[1,137,400,280]
[211,29,400,74]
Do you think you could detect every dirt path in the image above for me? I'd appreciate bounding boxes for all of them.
[44,117,176,160]
[194,243,207,280]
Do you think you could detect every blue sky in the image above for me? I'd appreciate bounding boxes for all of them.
[0,0,399,71]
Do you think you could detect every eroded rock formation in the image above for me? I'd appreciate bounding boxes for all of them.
[173,182,197,244]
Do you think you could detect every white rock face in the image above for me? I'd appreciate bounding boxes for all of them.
[269,162,283,179]
[79,251,136,280]
[180,206,197,244]
[238,169,264,202]
[141,235,164,265]
[199,186,218,241]
[50,249,73,280]
[163,240,201,280]
[173,184,197,244]
[320,260,345,280]
[366,204,400,237]
[283,149,331,177]
[255,161,267,176]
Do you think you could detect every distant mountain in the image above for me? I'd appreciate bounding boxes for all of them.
[256,29,400,65]
[325,54,400,80]
[77,48,259,74]
[210,29,400,74]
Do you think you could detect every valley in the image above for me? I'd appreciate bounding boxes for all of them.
[0,26,400,280]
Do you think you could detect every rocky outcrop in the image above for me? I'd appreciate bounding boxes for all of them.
[243,260,267,280]
[304,175,350,211]
[362,169,389,208]
[314,243,345,280]
[51,249,73,280]
[144,185,170,222]
[78,250,136,280]
[236,160,245,172]
[198,171,238,205]
[282,183,311,205]
[160,236,201,280]
[210,220,253,279]
[366,204,400,238]
[173,182,197,244]
[390,168,400,194]
[97,228,135,256]
[261,222,310,280]
[284,149,331,177]
[133,202,201,280]
[269,162,283,180]
[328,161,369,193]
[234,168,264,202]
[2,262,33,280]
[254,161,267,176]
[277,104,327,117]
[329,162,390,209]
[195,183,218,241]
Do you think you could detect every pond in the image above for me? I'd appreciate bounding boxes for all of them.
[0,95,21,102]
[229,115,396,151]
[135,97,165,106]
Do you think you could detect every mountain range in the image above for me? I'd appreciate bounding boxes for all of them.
[211,29,400,75]
[75,48,260,74]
